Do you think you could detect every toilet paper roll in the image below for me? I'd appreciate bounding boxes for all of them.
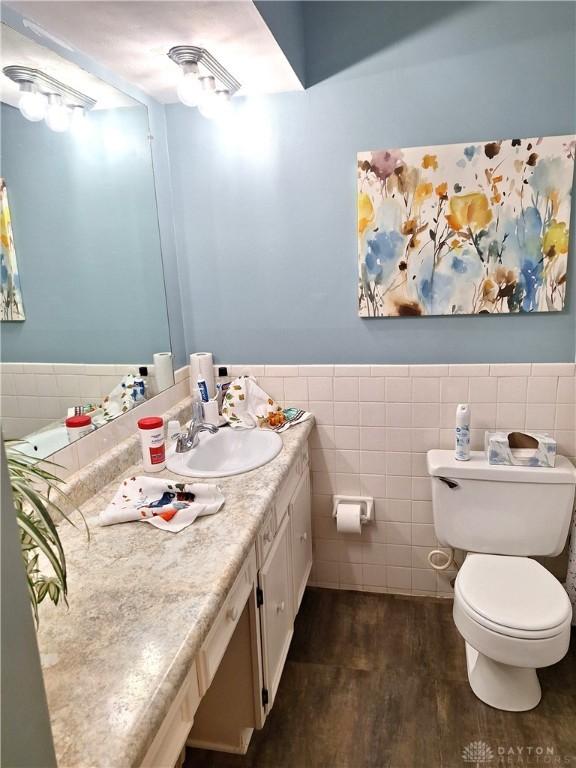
[190,352,216,399]
[153,352,174,393]
[336,503,362,534]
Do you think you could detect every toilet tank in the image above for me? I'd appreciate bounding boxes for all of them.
[427,450,576,556]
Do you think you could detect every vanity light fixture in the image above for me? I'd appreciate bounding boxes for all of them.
[168,46,240,120]
[2,65,96,132]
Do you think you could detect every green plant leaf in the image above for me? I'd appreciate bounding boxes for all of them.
[16,514,66,595]
[12,481,67,571]
[36,581,50,604]
[5,440,87,624]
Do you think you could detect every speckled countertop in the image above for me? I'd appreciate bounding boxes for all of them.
[36,413,314,768]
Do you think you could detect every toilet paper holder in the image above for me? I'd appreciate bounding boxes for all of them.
[332,495,374,525]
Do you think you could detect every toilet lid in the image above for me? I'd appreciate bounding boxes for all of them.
[456,554,571,633]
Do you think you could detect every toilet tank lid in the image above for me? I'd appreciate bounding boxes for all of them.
[426,450,576,484]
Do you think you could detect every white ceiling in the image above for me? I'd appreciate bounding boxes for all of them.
[0,23,138,109]
[6,1,303,103]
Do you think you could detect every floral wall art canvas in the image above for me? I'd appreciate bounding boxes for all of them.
[357,135,575,317]
[1,178,25,321]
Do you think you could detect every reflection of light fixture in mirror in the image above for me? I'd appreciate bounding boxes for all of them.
[45,94,70,132]
[3,65,96,132]
[168,46,240,120]
[18,81,47,121]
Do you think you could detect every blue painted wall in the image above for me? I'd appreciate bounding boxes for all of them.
[167,1,576,363]
[0,5,187,367]
[1,103,170,363]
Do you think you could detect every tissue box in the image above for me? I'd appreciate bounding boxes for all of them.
[485,431,557,468]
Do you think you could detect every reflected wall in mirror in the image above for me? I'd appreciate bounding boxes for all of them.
[0,24,174,459]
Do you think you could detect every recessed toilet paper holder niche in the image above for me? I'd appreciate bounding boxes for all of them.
[332,495,374,525]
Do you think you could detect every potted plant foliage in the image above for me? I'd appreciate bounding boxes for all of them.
[5,442,86,624]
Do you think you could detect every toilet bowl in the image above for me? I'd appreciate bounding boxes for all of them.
[453,553,572,711]
[427,450,576,711]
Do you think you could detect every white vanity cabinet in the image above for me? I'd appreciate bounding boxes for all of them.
[147,443,311,766]
[289,470,312,615]
[257,443,311,713]
[258,513,294,710]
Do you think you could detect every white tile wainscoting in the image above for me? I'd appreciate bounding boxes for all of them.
[0,362,167,439]
[222,362,575,598]
[5,360,573,599]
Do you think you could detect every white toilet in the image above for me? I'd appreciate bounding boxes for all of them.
[427,450,576,712]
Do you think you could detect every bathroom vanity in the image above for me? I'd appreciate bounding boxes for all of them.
[144,439,312,766]
[35,411,313,768]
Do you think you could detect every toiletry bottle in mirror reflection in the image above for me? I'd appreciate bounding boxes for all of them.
[65,414,94,442]
[132,376,147,403]
[138,366,150,397]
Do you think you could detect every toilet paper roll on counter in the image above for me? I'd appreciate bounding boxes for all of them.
[153,352,174,393]
[335,502,363,534]
[190,352,216,399]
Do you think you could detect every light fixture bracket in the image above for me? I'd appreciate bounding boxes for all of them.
[167,46,241,95]
[3,65,96,110]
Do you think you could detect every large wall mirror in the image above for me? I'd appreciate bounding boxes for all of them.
[0,23,173,459]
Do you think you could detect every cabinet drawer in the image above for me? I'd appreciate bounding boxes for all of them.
[197,546,257,694]
[141,661,200,768]
[257,506,276,568]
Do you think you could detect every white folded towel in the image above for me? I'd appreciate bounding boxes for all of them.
[99,477,225,533]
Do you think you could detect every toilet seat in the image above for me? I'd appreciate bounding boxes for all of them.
[455,554,572,640]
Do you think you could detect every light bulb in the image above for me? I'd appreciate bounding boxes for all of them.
[199,89,231,120]
[176,63,201,107]
[198,75,216,104]
[45,94,70,132]
[18,83,47,122]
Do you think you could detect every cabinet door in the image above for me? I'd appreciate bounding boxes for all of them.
[258,515,294,710]
[290,469,312,614]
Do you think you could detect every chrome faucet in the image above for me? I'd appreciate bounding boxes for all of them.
[174,400,218,453]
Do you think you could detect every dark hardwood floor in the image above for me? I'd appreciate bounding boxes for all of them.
[186,588,576,768]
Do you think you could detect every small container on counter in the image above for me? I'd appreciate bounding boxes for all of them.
[167,419,181,442]
[202,399,220,426]
[138,416,166,472]
[65,414,94,442]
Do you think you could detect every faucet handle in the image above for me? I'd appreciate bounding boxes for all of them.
[174,432,191,453]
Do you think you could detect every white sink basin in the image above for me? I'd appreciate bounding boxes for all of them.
[166,427,283,478]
